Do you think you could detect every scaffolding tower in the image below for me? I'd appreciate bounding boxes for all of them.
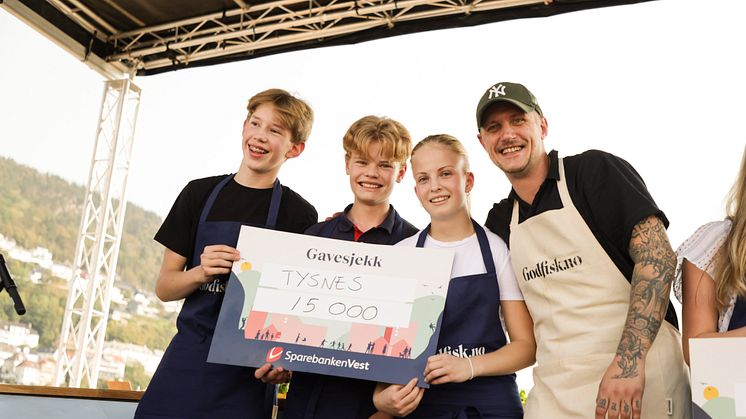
[54,79,141,388]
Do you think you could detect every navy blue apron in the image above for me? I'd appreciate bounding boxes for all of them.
[283,213,404,419]
[136,174,282,419]
[727,295,746,330]
[409,221,523,419]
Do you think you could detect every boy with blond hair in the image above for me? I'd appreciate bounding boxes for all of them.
[135,89,318,419]
[282,115,418,419]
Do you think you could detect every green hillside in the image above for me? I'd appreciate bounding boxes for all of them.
[0,156,163,292]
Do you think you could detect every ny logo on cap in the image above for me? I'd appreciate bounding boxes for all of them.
[487,84,506,99]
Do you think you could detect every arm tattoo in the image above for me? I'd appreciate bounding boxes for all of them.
[614,216,675,379]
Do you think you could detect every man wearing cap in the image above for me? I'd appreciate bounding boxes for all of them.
[476,82,690,419]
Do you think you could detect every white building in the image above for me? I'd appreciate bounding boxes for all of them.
[9,355,57,386]
[0,342,16,363]
[104,340,163,376]
[50,263,73,281]
[98,353,126,381]
[161,299,183,314]
[0,321,39,349]
[29,246,53,268]
[0,233,16,251]
[109,285,127,306]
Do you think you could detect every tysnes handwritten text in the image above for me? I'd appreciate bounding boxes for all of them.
[282,269,363,292]
[252,263,417,327]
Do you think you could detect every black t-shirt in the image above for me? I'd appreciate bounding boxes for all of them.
[485,149,678,327]
[155,175,318,266]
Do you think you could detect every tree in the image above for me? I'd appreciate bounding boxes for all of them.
[105,315,176,350]
[125,362,151,390]
[0,156,163,292]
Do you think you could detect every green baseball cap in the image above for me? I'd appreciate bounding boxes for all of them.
[475,82,543,128]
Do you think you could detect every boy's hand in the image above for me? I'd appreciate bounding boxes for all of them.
[254,363,291,384]
[198,244,240,281]
[373,378,423,417]
[423,354,472,385]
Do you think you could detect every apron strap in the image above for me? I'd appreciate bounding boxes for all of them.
[415,226,430,248]
[192,175,281,266]
[417,221,495,274]
[556,157,572,205]
[510,156,569,228]
[196,175,282,229]
[472,221,496,274]
[728,296,746,330]
[265,178,283,230]
[198,174,234,225]
[388,211,404,245]
[510,199,520,230]
[192,174,235,266]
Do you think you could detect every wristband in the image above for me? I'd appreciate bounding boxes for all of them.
[466,357,474,380]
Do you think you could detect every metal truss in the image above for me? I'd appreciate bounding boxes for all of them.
[54,79,142,388]
[45,0,548,73]
[1,0,129,79]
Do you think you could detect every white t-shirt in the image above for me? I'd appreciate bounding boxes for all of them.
[675,219,734,332]
[396,227,524,301]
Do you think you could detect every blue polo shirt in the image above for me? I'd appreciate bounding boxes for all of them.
[305,203,418,244]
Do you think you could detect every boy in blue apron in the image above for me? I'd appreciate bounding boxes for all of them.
[282,115,419,419]
[476,82,690,418]
[135,89,318,419]
[375,134,535,419]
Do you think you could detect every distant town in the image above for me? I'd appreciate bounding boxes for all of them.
[0,233,179,390]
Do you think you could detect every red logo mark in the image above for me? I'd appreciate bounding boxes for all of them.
[266,346,283,363]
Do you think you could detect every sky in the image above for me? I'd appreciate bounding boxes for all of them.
[1,0,744,249]
[1,0,745,391]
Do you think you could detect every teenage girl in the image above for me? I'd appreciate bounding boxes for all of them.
[374,134,535,418]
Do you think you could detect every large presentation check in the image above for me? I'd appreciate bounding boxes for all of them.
[208,226,454,387]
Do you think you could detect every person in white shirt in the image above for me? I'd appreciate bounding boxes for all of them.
[677,145,746,363]
[372,134,535,419]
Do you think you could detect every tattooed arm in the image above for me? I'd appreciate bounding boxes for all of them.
[594,215,676,419]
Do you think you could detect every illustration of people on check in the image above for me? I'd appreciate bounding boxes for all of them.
[233,259,446,358]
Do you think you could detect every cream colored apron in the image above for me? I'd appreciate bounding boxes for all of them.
[509,158,690,419]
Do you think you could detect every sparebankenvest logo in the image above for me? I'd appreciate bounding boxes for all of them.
[521,255,583,282]
[283,350,371,371]
[266,346,283,363]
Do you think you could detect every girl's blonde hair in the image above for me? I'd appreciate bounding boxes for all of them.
[714,145,746,310]
[412,134,470,172]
